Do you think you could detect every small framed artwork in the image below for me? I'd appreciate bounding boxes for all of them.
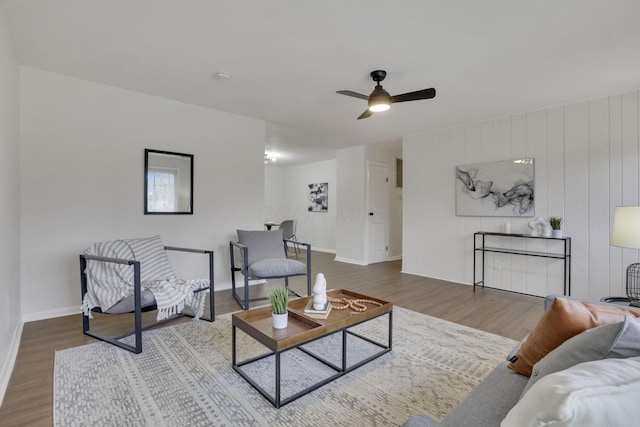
[455,158,534,217]
[308,183,328,212]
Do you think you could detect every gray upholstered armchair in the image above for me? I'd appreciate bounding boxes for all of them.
[230,229,311,310]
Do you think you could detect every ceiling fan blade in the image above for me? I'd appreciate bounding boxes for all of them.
[337,90,369,101]
[357,109,374,120]
[390,88,436,104]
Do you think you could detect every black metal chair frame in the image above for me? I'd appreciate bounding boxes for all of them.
[279,220,300,257]
[80,246,215,354]
[230,238,311,310]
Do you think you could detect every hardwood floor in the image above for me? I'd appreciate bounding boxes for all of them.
[0,251,544,426]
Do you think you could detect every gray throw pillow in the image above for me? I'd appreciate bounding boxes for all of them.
[237,229,286,265]
[521,315,640,398]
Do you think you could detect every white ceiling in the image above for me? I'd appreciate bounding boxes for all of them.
[4,0,640,166]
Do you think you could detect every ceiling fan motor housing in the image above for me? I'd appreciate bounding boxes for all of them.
[368,70,391,111]
[370,70,387,82]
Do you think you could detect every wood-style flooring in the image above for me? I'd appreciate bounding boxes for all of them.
[0,251,544,426]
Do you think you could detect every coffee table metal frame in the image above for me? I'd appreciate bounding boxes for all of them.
[231,289,392,408]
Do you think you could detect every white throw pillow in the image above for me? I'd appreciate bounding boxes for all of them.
[502,356,640,427]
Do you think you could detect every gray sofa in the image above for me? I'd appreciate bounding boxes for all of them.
[402,295,640,427]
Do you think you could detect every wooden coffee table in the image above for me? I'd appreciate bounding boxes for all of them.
[232,289,393,408]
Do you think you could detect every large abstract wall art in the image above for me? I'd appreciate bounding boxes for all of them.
[308,182,328,212]
[455,158,534,217]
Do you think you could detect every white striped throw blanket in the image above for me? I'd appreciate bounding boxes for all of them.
[82,235,209,321]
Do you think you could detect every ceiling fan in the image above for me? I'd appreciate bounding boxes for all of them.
[337,70,436,120]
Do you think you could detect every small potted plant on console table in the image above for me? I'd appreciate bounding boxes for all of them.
[549,217,563,238]
[267,287,290,329]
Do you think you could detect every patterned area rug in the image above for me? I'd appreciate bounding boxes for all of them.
[54,307,516,426]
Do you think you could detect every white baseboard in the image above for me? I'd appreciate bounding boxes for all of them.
[214,281,232,291]
[0,320,23,407]
[19,269,326,323]
[21,306,80,323]
[334,256,401,265]
[310,247,336,254]
[399,270,471,287]
[333,256,367,266]
[21,280,250,322]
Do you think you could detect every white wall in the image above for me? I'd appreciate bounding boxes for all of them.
[19,67,266,320]
[264,165,287,221]
[389,165,403,260]
[403,90,640,300]
[336,146,367,263]
[264,159,337,253]
[0,3,21,405]
[334,144,403,264]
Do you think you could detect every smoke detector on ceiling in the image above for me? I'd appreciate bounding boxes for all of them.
[215,71,232,81]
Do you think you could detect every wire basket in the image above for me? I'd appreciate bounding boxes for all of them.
[626,263,640,307]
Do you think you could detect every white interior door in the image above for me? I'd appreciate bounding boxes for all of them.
[367,162,388,264]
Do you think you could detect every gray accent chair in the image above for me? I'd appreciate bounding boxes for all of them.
[230,229,311,310]
[80,239,214,354]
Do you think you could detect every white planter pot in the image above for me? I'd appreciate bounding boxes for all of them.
[272,312,288,329]
[552,229,563,238]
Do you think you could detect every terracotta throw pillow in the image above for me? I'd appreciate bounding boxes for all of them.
[508,297,640,376]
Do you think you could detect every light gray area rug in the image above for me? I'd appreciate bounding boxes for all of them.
[54,307,516,426]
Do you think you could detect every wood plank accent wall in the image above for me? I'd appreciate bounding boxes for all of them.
[403,90,640,299]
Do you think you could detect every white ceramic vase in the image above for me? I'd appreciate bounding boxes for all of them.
[272,312,288,329]
[552,229,563,238]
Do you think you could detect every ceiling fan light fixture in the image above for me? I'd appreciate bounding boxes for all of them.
[369,102,390,112]
[368,85,391,112]
[264,152,278,164]
[337,69,436,119]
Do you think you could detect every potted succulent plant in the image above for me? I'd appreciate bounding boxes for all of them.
[548,217,563,238]
[267,286,290,329]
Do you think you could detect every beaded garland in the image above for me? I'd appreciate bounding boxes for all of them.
[328,296,382,312]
